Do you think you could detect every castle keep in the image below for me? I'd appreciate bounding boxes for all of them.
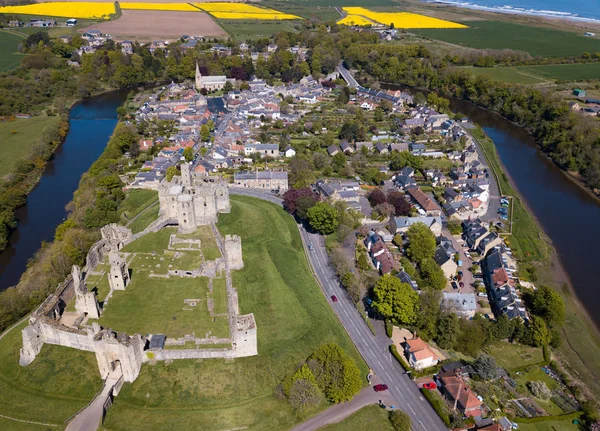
[158,164,230,233]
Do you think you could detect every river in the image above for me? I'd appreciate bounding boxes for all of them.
[448,99,600,329]
[0,90,128,290]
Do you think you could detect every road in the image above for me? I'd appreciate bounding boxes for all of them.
[336,64,359,89]
[230,189,447,431]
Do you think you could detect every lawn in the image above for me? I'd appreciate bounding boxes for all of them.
[0,30,25,72]
[485,342,543,370]
[319,405,394,431]
[0,321,102,426]
[413,20,600,57]
[119,189,158,224]
[85,271,111,304]
[518,419,580,431]
[211,275,228,315]
[102,195,367,431]
[97,272,229,339]
[179,225,222,260]
[128,204,159,233]
[0,115,61,177]
[0,417,55,431]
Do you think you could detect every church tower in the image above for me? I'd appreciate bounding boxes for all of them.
[195,62,202,90]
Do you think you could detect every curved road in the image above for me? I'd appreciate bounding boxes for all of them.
[230,188,447,431]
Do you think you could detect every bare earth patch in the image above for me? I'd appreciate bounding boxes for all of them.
[79,10,227,41]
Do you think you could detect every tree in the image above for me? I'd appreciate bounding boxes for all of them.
[165,165,178,181]
[308,344,362,403]
[289,157,316,189]
[289,378,322,411]
[419,258,447,290]
[405,223,436,262]
[183,147,194,162]
[473,354,499,380]
[435,313,460,349]
[373,203,395,219]
[523,316,550,347]
[307,202,339,235]
[368,188,387,207]
[332,152,347,173]
[389,410,411,431]
[200,124,210,142]
[387,191,411,216]
[455,316,489,356]
[283,188,319,215]
[415,289,441,340]
[372,274,419,325]
[296,195,318,220]
[400,257,416,277]
[528,381,552,400]
[527,285,565,328]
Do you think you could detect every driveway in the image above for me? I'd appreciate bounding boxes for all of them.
[441,228,474,293]
[289,382,395,431]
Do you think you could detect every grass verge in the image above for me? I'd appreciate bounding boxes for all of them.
[319,404,394,430]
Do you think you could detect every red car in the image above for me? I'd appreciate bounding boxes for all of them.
[373,384,388,392]
[331,295,338,302]
[423,382,437,390]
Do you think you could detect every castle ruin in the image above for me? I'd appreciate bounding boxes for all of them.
[158,166,230,234]
[108,252,130,291]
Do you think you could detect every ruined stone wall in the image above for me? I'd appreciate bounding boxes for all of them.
[224,235,243,270]
[148,348,236,361]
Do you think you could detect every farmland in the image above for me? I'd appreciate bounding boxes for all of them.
[0,31,25,72]
[341,7,467,28]
[0,2,115,19]
[100,196,367,431]
[413,20,600,57]
[0,116,61,177]
[219,19,301,39]
[79,10,227,41]
[460,63,600,84]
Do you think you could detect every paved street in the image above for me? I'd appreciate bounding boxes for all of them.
[230,189,447,431]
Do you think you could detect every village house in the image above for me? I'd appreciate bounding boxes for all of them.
[232,171,288,192]
[442,292,477,318]
[397,270,419,290]
[484,249,527,320]
[437,372,484,417]
[284,146,296,158]
[406,187,442,216]
[403,335,440,370]
[364,231,397,274]
[434,237,457,278]
[462,219,501,254]
[390,216,442,236]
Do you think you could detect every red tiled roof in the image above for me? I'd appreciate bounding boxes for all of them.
[492,268,509,287]
[407,187,439,211]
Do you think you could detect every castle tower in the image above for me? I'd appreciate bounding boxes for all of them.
[95,330,143,383]
[181,162,192,187]
[215,181,231,213]
[177,194,198,234]
[225,235,243,270]
[195,62,202,90]
[108,253,130,291]
[73,265,101,319]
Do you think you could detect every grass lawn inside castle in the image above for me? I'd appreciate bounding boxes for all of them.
[92,226,229,339]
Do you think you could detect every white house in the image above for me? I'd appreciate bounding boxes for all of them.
[404,336,440,370]
[284,146,296,158]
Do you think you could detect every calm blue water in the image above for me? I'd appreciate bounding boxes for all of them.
[425,0,600,21]
[0,90,128,290]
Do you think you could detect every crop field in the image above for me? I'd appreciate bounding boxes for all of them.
[338,14,375,26]
[262,1,340,21]
[0,2,114,18]
[79,10,227,40]
[0,31,25,72]
[101,196,367,431]
[194,3,301,20]
[219,19,300,39]
[413,20,600,57]
[120,2,199,11]
[461,63,600,84]
[340,7,467,28]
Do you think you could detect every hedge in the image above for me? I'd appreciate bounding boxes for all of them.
[385,319,393,338]
[420,388,451,427]
[390,344,410,372]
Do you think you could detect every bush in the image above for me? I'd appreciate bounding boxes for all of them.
[420,388,451,427]
[528,381,552,400]
[389,409,411,431]
[385,319,393,338]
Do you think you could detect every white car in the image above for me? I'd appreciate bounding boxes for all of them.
[478,292,487,297]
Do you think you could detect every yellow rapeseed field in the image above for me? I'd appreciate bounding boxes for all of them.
[337,14,375,27]
[0,2,115,19]
[342,7,467,29]
[194,2,300,20]
[119,3,200,12]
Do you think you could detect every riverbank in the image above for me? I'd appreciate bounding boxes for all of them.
[471,125,600,398]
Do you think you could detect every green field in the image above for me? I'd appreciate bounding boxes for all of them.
[414,20,600,57]
[485,342,544,370]
[262,1,341,20]
[0,115,61,176]
[518,419,580,431]
[319,405,394,431]
[219,19,302,39]
[119,189,158,224]
[0,321,102,428]
[0,30,25,71]
[102,196,367,431]
[461,63,600,84]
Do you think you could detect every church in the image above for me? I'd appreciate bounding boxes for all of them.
[195,62,227,91]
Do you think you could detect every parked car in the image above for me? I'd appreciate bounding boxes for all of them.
[459,282,464,288]
[423,382,437,390]
[478,292,487,297]
[464,251,471,258]
[331,295,338,302]
[373,384,388,392]
[458,271,463,277]
[451,281,459,290]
